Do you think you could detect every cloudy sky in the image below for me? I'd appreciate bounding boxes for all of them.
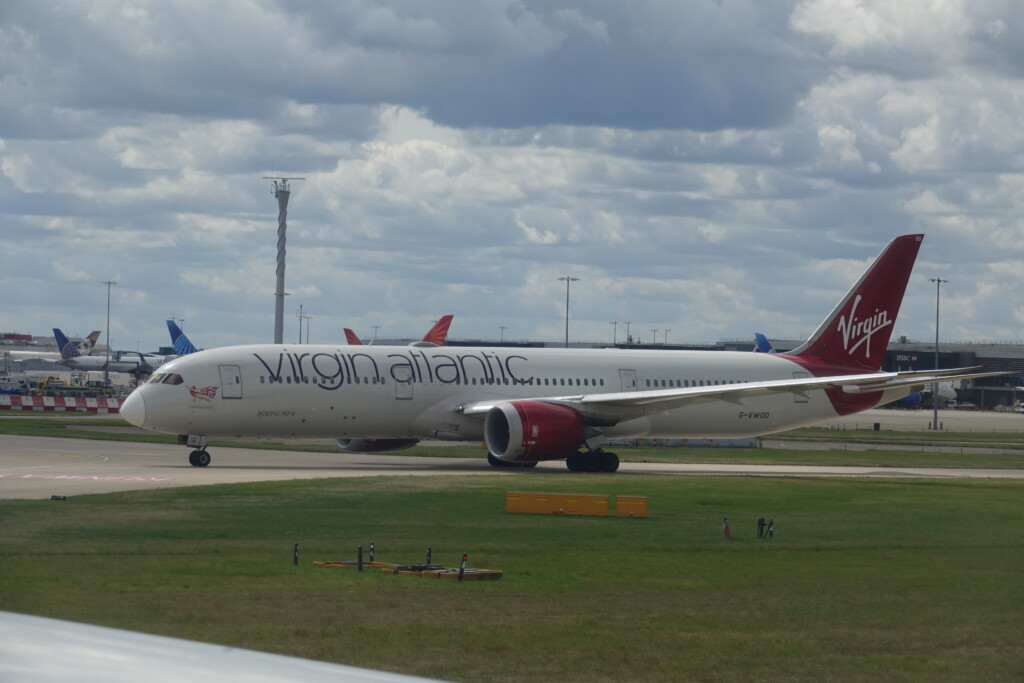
[3,1,1023,352]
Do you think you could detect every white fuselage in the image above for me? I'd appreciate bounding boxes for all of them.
[127,344,909,442]
[59,353,169,374]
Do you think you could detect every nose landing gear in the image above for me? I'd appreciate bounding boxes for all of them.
[187,449,211,467]
[180,434,211,467]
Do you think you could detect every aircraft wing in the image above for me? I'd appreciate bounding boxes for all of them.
[456,367,1010,420]
[836,367,1009,394]
[458,370,897,417]
[0,611,440,683]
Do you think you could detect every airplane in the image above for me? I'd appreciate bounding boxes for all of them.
[166,320,199,355]
[53,329,171,377]
[121,235,1009,471]
[889,378,957,409]
[3,330,101,362]
[344,315,454,347]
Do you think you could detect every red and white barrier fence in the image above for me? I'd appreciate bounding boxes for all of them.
[0,395,124,413]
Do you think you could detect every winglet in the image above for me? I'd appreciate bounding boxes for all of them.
[785,234,923,371]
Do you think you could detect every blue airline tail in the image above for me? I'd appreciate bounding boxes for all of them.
[166,320,199,355]
[53,328,81,359]
[752,333,776,354]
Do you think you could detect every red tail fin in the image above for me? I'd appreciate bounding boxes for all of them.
[421,315,454,346]
[785,234,923,370]
[343,328,362,345]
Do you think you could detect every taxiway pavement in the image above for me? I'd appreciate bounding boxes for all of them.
[2,429,1022,500]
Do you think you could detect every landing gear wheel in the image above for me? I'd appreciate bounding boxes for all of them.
[189,449,211,467]
[600,451,620,473]
[487,453,539,469]
[567,450,618,473]
[566,452,584,472]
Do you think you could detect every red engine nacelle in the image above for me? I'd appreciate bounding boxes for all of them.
[484,401,585,463]
[334,438,420,453]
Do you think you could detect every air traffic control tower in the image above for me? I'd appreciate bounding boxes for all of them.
[264,176,304,344]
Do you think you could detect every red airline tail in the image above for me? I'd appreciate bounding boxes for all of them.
[343,328,362,345]
[421,315,454,346]
[784,234,923,371]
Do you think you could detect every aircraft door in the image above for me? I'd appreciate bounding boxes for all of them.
[394,365,413,400]
[219,365,243,399]
[792,371,809,403]
[619,369,637,391]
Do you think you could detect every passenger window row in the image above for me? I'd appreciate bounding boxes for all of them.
[644,378,748,388]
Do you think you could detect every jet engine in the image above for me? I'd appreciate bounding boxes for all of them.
[484,401,585,463]
[334,438,420,453]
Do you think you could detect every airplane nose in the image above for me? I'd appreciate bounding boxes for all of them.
[121,390,146,428]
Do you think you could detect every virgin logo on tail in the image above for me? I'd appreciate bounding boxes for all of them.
[785,234,922,371]
[836,295,891,359]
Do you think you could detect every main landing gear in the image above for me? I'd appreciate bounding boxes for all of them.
[485,450,620,472]
[487,453,538,469]
[566,449,619,473]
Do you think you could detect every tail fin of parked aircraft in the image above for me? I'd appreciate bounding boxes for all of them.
[419,314,454,347]
[752,333,776,353]
[784,234,923,371]
[81,331,101,355]
[53,328,82,359]
[344,316,455,347]
[165,320,199,355]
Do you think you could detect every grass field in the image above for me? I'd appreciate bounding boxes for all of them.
[2,473,1022,681]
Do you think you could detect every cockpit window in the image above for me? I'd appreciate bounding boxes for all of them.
[145,373,183,385]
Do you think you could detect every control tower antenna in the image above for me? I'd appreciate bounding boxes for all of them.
[263,176,305,344]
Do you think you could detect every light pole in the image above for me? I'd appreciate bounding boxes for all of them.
[499,326,507,342]
[264,176,304,344]
[651,329,657,344]
[930,277,949,430]
[372,325,380,344]
[296,305,311,343]
[101,281,117,382]
[625,321,632,348]
[610,321,618,345]
[664,329,670,345]
[558,276,579,348]
[170,315,185,333]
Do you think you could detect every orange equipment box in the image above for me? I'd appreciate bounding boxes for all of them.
[614,495,649,518]
[505,492,609,517]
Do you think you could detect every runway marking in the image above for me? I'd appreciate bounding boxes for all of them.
[0,474,174,482]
